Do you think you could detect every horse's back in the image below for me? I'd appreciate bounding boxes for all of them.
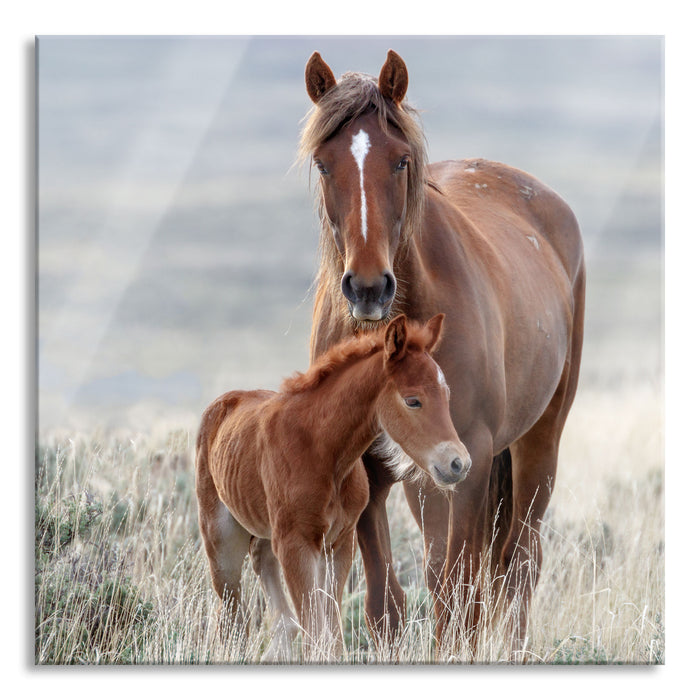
[428,158,584,283]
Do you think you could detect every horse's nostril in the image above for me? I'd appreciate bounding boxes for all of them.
[451,458,463,474]
[381,272,396,303]
[341,271,356,302]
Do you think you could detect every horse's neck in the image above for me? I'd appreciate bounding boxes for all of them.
[395,201,461,314]
[394,238,427,315]
[302,350,386,474]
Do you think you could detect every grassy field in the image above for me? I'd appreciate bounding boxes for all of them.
[32,34,664,673]
[34,382,663,665]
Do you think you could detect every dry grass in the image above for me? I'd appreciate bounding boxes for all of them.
[34,383,663,665]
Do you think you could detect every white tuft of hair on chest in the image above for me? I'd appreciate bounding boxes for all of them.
[370,430,414,480]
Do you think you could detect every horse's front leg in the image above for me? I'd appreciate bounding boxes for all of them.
[440,428,496,655]
[403,427,494,656]
[356,453,406,645]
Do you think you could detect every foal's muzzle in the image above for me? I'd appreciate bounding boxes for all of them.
[428,443,472,488]
[341,270,396,322]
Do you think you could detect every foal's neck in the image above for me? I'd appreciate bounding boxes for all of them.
[302,350,386,475]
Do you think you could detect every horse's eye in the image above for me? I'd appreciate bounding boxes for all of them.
[315,160,329,175]
[396,156,410,171]
[404,397,422,409]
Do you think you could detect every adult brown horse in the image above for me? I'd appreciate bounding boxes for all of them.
[299,49,585,653]
[196,313,469,661]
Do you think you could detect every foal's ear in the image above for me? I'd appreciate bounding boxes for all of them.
[384,314,409,364]
[424,313,445,354]
[305,52,337,104]
[378,50,409,105]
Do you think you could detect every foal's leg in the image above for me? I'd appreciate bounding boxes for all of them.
[275,531,357,662]
[249,537,299,662]
[199,500,252,640]
[274,534,338,662]
[356,454,405,644]
[325,531,358,659]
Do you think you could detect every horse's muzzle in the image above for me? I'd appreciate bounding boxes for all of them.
[341,270,396,322]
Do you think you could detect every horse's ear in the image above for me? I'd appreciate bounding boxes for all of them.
[384,314,408,364]
[424,313,445,354]
[305,52,337,104]
[378,50,409,105]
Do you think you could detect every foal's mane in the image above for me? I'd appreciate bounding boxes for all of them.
[298,70,428,299]
[281,330,382,395]
[280,319,435,396]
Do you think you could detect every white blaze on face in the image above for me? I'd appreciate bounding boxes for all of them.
[434,360,450,399]
[350,129,371,241]
[436,364,447,388]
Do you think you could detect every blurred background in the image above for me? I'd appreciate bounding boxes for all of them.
[37,35,663,433]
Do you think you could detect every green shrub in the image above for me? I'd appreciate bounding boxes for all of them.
[35,488,155,664]
[35,493,103,558]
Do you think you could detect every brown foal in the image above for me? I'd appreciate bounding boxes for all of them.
[196,313,469,660]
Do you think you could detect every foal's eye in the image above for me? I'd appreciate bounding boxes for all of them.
[396,156,410,172]
[404,397,422,409]
[315,160,329,176]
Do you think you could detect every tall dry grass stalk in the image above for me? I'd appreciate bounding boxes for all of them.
[34,384,663,664]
